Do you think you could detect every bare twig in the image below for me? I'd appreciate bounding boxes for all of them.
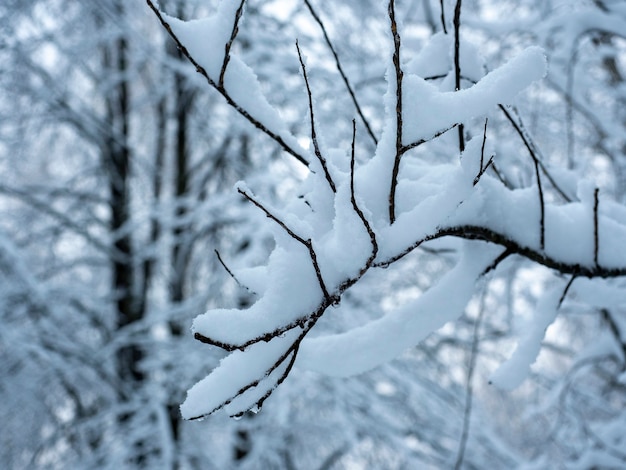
[350,120,378,272]
[215,249,256,295]
[454,291,486,470]
[499,105,572,202]
[296,39,336,193]
[400,124,458,155]
[219,0,246,88]
[303,0,378,146]
[473,155,494,186]
[533,155,546,250]
[425,71,572,201]
[480,118,488,171]
[145,0,309,167]
[439,0,448,34]
[453,0,465,153]
[489,162,514,189]
[237,188,331,301]
[481,248,512,275]
[388,0,404,225]
[558,275,577,308]
[253,341,301,412]
[474,119,492,185]
[190,335,303,420]
[192,294,341,419]
[194,299,330,352]
[594,188,600,266]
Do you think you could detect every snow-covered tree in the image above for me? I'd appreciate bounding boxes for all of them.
[2,0,626,468]
[147,0,626,467]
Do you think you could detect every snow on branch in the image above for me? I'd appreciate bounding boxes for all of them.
[145,0,309,167]
[148,0,626,420]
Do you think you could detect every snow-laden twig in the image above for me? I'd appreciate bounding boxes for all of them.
[146,0,626,420]
[296,39,336,193]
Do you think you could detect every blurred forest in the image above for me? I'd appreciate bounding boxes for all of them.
[1,0,625,468]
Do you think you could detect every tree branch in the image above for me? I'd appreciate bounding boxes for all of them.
[498,105,572,202]
[388,0,404,225]
[376,224,626,279]
[237,187,332,301]
[439,0,448,34]
[145,0,309,167]
[218,0,246,89]
[303,0,378,146]
[594,188,600,267]
[296,39,336,193]
[453,0,465,153]
[350,120,378,273]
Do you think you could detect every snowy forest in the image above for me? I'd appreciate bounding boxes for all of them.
[1,0,626,468]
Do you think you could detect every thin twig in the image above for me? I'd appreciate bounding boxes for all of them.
[296,39,336,193]
[489,162,514,189]
[194,298,330,352]
[191,333,303,420]
[303,0,378,146]
[255,342,301,411]
[388,0,404,225]
[473,155,494,186]
[594,188,600,266]
[145,0,309,167]
[481,248,512,275]
[215,249,256,295]
[400,124,458,155]
[439,0,448,34]
[499,105,571,202]
[558,275,577,308]
[474,118,491,185]
[192,301,336,419]
[453,0,465,153]
[601,309,626,370]
[426,74,571,201]
[350,120,378,272]
[237,188,331,300]
[497,107,546,249]
[480,118,488,171]
[219,0,246,88]
[533,155,546,250]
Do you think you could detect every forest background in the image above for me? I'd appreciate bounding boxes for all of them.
[1,0,626,468]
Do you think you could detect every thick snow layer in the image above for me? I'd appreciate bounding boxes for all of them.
[180,329,300,419]
[165,2,306,163]
[192,245,321,346]
[402,46,546,143]
[405,31,484,82]
[171,3,626,419]
[449,177,626,269]
[296,243,502,377]
[165,2,242,80]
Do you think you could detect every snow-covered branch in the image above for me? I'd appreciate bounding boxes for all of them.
[147,0,626,420]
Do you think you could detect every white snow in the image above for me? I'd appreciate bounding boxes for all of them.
[402,46,547,143]
[296,242,502,376]
[489,287,561,390]
[165,2,242,80]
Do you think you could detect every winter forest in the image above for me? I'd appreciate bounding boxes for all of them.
[2,0,626,468]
